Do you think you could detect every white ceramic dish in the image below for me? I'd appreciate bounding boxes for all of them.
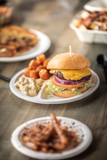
[69,10,107,44]
[84,0,107,12]
[11,116,93,159]
[0,29,51,62]
[10,68,100,104]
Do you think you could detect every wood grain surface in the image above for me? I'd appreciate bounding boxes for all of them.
[0,0,107,160]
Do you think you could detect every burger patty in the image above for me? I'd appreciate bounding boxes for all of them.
[53,71,91,80]
[54,71,64,78]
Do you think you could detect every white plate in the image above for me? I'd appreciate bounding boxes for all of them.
[0,29,51,62]
[70,10,107,44]
[11,116,93,159]
[84,0,107,12]
[10,68,100,104]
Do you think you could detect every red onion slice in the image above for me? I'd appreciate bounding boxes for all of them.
[54,76,91,85]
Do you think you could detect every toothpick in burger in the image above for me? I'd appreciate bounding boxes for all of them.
[45,52,94,98]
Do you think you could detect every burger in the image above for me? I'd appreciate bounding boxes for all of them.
[45,52,94,98]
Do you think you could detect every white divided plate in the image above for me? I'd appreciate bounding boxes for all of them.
[84,0,107,12]
[10,68,100,104]
[0,29,51,62]
[11,116,93,159]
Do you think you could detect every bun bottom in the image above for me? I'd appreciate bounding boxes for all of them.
[53,87,89,98]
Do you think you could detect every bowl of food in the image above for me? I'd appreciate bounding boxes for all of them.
[0,25,51,62]
[70,10,107,44]
[0,25,39,56]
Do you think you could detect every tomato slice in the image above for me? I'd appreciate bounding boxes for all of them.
[52,78,84,89]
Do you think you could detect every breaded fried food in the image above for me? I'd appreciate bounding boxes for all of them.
[0,45,16,57]
[36,65,46,72]
[39,69,51,80]
[30,70,39,79]
[36,54,46,64]
[24,68,31,77]
[0,25,39,53]
[43,59,50,67]
[29,60,38,70]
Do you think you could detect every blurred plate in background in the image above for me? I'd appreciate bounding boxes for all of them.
[0,29,51,62]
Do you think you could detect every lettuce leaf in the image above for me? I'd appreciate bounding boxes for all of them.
[45,80,95,95]
[74,92,81,96]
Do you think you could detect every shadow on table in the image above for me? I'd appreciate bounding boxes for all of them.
[66,134,102,160]
[27,136,101,160]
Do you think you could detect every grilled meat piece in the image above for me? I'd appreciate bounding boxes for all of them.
[53,71,91,81]
[0,45,16,57]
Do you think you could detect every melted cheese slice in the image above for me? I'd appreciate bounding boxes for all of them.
[50,68,92,80]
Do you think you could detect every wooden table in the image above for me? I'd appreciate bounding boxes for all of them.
[0,0,107,160]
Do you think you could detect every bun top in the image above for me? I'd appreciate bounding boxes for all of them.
[47,52,90,70]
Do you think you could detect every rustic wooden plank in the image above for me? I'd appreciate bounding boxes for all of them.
[0,0,107,160]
